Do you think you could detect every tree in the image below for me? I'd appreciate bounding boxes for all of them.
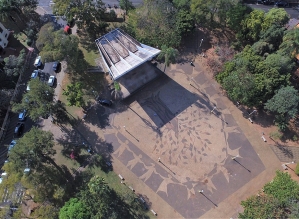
[262,8,289,31]
[30,204,59,219]
[127,0,181,48]
[4,49,26,77]
[222,69,257,106]
[240,9,265,43]
[226,3,252,33]
[5,128,73,204]
[259,24,285,51]
[265,86,299,120]
[157,45,179,67]
[59,198,90,219]
[279,28,299,57]
[119,0,135,13]
[239,171,299,218]
[8,127,56,172]
[36,23,87,73]
[176,9,195,34]
[53,0,108,38]
[63,82,84,107]
[12,79,55,122]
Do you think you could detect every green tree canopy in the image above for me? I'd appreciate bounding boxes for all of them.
[239,171,299,218]
[36,23,87,73]
[265,86,299,119]
[176,9,195,34]
[222,69,257,106]
[119,0,135,12]
[4,49,26,77]
[63,82,84,107]
[240,9,265,43]
[262,8,289,31]
[59,198,90,219]
[259,24,285,51]
[226,2,252,33]
[12,79,55,121]
[127,0,181,48]
[279,28,299,57]
[157,45,179,67]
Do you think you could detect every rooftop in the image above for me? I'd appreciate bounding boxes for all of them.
[95,28,161,80]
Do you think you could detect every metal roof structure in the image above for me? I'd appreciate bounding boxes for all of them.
[95,28,161,80]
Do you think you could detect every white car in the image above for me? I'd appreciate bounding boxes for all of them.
[31,70,39,79]
[47,75,55,87]
[8,140,16,152]
[34,56,42,68]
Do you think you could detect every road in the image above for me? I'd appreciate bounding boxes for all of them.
[247,3,299,19]
[37,0,144,14]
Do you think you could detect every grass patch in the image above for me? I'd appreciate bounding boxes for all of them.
[53,143,81,174]
[79,43,98,67]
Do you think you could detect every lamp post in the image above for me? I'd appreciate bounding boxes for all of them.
[199,39,203,48]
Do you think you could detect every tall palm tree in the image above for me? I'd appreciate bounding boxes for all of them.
[157,45,179,71]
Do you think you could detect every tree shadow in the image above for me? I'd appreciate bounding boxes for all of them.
[55,119,113,169]
[177,27,213,64]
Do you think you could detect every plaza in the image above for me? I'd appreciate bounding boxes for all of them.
[89,60,281,218]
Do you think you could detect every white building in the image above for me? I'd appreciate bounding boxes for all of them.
[0,22,10,49]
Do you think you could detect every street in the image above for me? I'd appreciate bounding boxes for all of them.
[247,3,299,19]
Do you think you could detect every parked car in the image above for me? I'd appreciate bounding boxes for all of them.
[31,70,39,79]
[18,110,26,121]
[275,1,288,7]
[98,99,112,106]
[34,56,42,68]
[261,0,274,4]
[52,61,60,72]
[39,71,46,81]
[26,84,30,91]
[8,140,16,152]
[14,123,24,137]
[47,75,55,87]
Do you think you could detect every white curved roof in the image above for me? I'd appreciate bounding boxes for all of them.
[95,28,160,80]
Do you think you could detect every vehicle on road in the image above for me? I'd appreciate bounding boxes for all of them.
[18,110,26,121]
[47,75,55,87]
[260,0,275,4]
[14,123,24,137]
[8,140,16,152]
[98,99,112,106]
[34,56,42,68]
[31,70,39,79]
[52,61,60,72]
[275,1,288,7]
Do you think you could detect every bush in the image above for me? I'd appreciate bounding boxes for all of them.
[270,131,283,140]
[295,163,299,176]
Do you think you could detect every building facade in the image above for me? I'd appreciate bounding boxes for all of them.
[0,23,10,49]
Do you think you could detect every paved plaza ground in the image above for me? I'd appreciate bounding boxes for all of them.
[82,59,280,218]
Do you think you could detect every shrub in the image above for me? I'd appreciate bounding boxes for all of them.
[270,131,283,140]
[295,163,299,176]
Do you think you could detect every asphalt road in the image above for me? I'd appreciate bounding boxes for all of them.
[37,0,144,14]
[101,0,143,7]
[247,3,299,19]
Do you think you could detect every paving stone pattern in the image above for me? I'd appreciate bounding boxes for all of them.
[102,70,265,218]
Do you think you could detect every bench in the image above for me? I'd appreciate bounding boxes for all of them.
[118,174,124,180]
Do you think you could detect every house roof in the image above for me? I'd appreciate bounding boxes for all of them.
[95,28,161,80]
